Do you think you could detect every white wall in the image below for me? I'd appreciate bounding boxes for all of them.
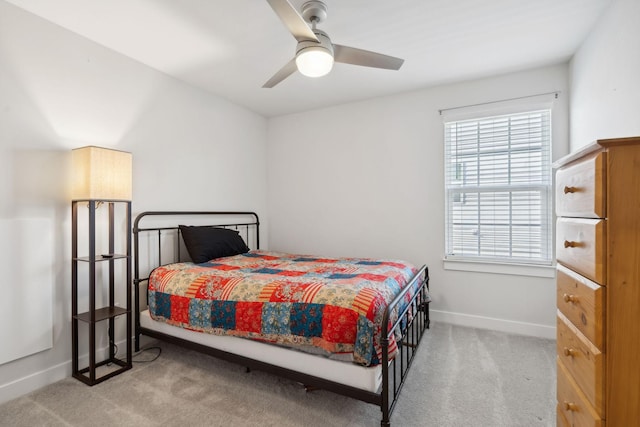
[0,1,267,404]
[570,0,640,149]
[267,64,570,339]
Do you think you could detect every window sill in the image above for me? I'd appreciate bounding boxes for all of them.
[443,258,556,278]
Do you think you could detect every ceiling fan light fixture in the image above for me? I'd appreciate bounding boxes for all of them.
[296,46,334,77]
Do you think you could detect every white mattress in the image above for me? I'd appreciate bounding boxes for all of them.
[140,309,382,392]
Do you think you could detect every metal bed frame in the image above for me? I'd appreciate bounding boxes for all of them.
[133,211,429,426]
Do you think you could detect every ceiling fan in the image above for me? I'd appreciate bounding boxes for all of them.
[263,0,404,88]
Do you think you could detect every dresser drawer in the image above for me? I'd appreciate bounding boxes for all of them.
[556,151,606,218]
[557,358,603,427]
[557,264,604,349]
[556,218,606,285]
[557,312,604,416]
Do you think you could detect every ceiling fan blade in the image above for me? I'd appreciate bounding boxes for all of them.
[263,58,298,88]
[266,0,319,43]
[333,44,404,70]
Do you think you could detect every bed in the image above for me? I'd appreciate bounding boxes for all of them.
[133,211,430,426]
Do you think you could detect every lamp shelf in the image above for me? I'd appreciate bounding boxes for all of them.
[74,358,130,386]
[74,306,129,323]
[74,254,128,262]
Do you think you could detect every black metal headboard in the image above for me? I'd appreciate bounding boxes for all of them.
[132,211,260,349]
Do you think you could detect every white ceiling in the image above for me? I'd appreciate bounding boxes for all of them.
[6,0,611,117]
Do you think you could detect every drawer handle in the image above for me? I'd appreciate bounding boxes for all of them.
[563,347,576,357]
[563,401,578,412]
[563,186,578,194]
[563,293,578,303]
[564,240,581,248]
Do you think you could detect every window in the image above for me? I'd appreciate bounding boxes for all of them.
[444,109,552,267]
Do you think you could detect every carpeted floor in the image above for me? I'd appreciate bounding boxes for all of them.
[0,322,556,427]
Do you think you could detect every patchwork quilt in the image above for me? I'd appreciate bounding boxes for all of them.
[148,251,422,366]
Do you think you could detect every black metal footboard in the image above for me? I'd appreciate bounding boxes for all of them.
[381,264,430,426]
[133,211,429,426]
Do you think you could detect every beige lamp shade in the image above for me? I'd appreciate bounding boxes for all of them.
[72,146,132,201]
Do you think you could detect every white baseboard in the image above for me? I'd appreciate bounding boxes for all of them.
[0,359,70,406]
[0,338,133,406]
[430,309,556,340]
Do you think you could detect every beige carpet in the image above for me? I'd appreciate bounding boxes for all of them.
[0,322,556,426]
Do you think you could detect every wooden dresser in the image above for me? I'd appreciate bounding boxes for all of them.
[554,136,640,427]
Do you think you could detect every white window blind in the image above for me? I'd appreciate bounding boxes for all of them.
[444,109,552,265]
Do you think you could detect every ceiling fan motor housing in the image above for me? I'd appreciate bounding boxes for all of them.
[296,29,333,57]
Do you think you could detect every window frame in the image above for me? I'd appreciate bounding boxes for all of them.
[441,96,555,277]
